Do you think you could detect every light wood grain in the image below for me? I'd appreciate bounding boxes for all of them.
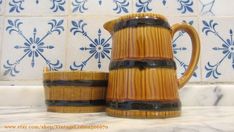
[44,71,108,113]
[111,27,173,60]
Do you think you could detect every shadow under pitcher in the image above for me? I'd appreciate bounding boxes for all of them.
[103,13,200,118]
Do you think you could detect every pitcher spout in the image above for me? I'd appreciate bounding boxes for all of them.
[103,20,115,34]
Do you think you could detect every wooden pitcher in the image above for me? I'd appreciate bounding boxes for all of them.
[104,13,200,118]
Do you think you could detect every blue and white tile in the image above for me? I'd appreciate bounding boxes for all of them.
[133,0,197,16]
[6,0,67,15]
[71,0,132,15]
[199,0,234,16]
[168,17,201,82]
[0,17,66,80]
[67,16,116,72]
[0,0,5,14]
[200,18,234,82]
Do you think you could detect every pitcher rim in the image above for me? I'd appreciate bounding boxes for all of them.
[103,13,169,33]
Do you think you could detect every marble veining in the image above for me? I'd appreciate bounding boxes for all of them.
[0,107,234,132]
[180,84,234,106]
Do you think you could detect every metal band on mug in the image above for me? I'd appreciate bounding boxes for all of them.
[114,18,171,32]
[109,59,176,70]
[46,100,106,106]
[44,80,108,87]
[107,100,181,111]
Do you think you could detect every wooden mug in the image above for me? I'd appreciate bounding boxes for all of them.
[104,13,200,118]
[43,68,108,113]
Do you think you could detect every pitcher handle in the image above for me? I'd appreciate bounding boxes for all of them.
[171,23,200,89]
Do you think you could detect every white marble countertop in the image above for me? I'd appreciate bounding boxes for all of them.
[0,107,234,132]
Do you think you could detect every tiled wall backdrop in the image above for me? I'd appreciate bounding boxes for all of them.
[0,0,233,84]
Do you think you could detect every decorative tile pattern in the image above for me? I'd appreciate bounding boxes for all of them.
[6,0,67,15]
[67,16,114,72]
[199,0,215,16]
[70,23,111,70]
[1,17,66,80]
[71,0,132,15]
[134,0,197,16]
[201,18,234,82]
[168,17,201,82]
[199,0,234,16]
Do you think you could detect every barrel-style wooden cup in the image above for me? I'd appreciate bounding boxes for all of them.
[43,68,108,113]
[104,13,200,118]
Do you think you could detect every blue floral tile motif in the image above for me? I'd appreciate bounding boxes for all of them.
[136,0,153,12]
[173,20,198,77]
[3,19,64,77]
[50,0,66,12]
[9,0,24,13]
[72,0,88,13]
[135,0,193,14]
[70,20,111,70]
[202,20,234,79]
[72,0,130,14]
[199,0,215,16]
[8,0,66,13]
[112,0,129,14]
[177,0,193,14]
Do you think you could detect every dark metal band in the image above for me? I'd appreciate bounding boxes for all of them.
[43,80,108,87]
[109,59,176,70]
[46,100,106,106]
[114,18,171,32]
[107,100,181,111]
